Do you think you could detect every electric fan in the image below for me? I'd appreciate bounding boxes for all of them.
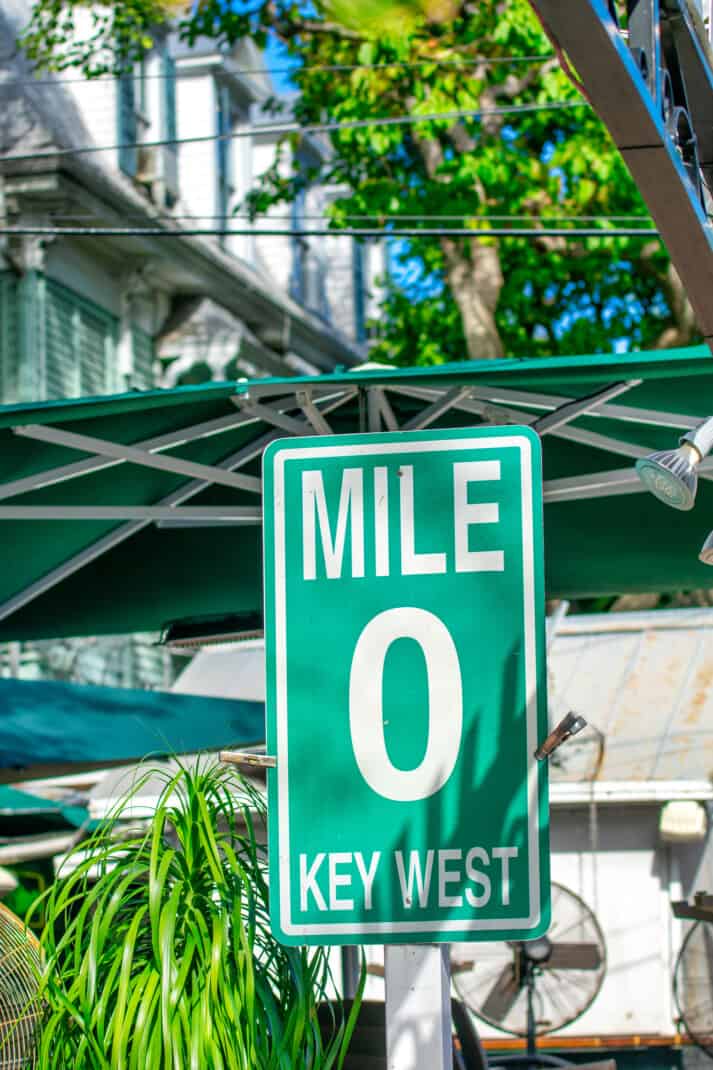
[451,882,606,1044]
[0,903,41,1067]
[674,920,713,1056]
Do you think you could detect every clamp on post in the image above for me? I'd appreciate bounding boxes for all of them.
[219,749,277,769]
[534,711,587,762]
[672,892,713,922]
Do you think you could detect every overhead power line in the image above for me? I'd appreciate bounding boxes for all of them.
[0,53,554,88]
[36,212,655,223]
[0,225,660,238]
[2,99,589,163]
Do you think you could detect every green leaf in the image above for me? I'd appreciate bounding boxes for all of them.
[34,762,362,1067]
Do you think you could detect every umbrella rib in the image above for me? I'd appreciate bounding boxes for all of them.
[0,409,259,501]
[543,468,643,502]
[232,398,308,435]
[13,424,264,494]
[0,506,262,520]
[532,380,640,434]
[401,385,473,431]
[467,384,705,430]
[0,449,267,624]
[0,389,356,625]
[0,390,349,502]
[367,388,382,432]
[373,388,400,431]
[296,389,334,434]
[384,383,654,460]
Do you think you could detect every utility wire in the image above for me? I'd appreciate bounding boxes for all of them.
[2,99,589,163]
[0,225,660,238]
[0,53,554,88]
[36,212,655,222]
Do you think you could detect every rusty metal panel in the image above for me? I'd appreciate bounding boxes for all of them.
[172,606,713,784]
[549,607,713,782]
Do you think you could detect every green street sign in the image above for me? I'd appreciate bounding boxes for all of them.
[263,426,549,945]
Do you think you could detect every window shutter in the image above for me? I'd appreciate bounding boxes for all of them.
[78,306,113,395]
[130,325,155,388]
[45,279,118,399]
[45,282,78,399]
[0,273,19,402]
[118,73,138,176]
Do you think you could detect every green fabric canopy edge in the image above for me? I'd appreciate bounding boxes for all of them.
[0,344,707,431]
[0,784,87,828]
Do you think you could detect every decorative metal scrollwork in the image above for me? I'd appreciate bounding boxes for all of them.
[622,0,709,213]
[529,0,713,348]
[660,66,674,123]
[630,46,649,80]
[666,105,705,204]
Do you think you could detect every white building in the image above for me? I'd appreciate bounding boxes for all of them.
[0,0,373,407]
[0,1,380,687]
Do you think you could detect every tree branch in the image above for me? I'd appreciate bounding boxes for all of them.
[495,58,558,100]
[637,240,698,347]
[268,6,364,42]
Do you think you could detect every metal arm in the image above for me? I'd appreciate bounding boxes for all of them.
[529,0,713,352]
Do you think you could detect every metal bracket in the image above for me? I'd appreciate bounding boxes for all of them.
[219,749,277,769]
[534,712,587,762]
[672,891,713,921]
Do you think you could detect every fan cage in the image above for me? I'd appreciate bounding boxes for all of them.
[452,882,607,1038]
[0,903,41,1069]
[674,919,713,1057]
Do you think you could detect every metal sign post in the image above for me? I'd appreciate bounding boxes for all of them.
[385,945,452,1070]
[262,426,549,1068]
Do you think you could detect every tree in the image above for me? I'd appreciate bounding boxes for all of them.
[20,0,699,364]
[33,762,358,1067]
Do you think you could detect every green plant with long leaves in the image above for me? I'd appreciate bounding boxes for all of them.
[29,762,361,1069]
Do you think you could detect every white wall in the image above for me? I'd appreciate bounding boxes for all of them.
[358,803,700,1040]
[547,804,679,1037]
[176,72,218,223]
[225,110,254,265]
[38,6,119,175]
[324,232,358,337]
[251,134,293,291]
[44,242,122,315]
[176,66,253,266]
[66,75,118,175]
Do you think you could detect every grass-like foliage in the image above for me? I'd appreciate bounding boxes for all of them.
[30,761,360,1069]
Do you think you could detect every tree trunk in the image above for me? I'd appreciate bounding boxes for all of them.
[411,128,505,361]
[441,237,504,360]
[654,262,698,349]
[637,242,698,348]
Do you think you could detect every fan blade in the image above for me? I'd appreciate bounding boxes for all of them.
[544,942,602,971]
[480,963,521,1023]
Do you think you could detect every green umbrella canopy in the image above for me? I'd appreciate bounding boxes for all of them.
[0,677,265,778]
[0,344,711,641]
[0,783,87,831]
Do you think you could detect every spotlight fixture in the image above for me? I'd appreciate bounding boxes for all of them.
[635,418,713,510]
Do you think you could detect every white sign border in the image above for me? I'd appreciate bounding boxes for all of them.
[270,432,542,938]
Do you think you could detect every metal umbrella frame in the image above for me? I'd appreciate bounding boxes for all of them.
[0,344,712,640]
